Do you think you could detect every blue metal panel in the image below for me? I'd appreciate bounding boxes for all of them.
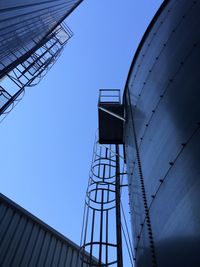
[0,193,98,267]
[124,0,200,266]
[0,0,82,76]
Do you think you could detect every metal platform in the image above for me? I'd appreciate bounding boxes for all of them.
[98,89,124,144]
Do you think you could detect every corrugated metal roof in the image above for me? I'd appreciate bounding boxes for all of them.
[0,193,96,267]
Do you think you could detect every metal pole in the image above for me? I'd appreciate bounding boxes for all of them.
[0,87,24,116]
[115,145,123,267]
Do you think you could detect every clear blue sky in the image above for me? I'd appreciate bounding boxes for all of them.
[1,0,163,261]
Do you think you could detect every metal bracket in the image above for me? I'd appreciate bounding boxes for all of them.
[99,143,125,160]
[98,106,126,122]
[120,184,128,187]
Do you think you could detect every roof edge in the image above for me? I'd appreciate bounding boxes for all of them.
[0,192,80,250]
[123,0,170,97]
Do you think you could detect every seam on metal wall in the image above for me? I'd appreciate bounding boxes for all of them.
[137,39,200,151]
[127,87,157,267]
[128,0,178,92]
[135,126,200,248]
[123,0,171,97]
[131,0,197,107]
[126,6,200,178]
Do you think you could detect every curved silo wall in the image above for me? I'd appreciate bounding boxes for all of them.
[123,0,200,266]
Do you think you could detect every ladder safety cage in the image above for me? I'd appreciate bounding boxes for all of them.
[80,139,123,267]
[0,22,72,121]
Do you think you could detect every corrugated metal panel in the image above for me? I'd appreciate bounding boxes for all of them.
[124,0,200,266]
[0,193,97,267]
[0,0,83,76]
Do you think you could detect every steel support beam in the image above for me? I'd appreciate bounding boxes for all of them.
[115,145,123,267]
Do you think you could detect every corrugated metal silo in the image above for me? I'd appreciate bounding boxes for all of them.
[123,0,200,266]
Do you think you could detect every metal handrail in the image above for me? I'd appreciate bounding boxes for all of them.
[98,89,121,104]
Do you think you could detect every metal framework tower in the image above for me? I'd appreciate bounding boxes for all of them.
[80,90,130,266]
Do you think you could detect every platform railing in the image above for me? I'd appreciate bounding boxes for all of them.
[98,89,121,104]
